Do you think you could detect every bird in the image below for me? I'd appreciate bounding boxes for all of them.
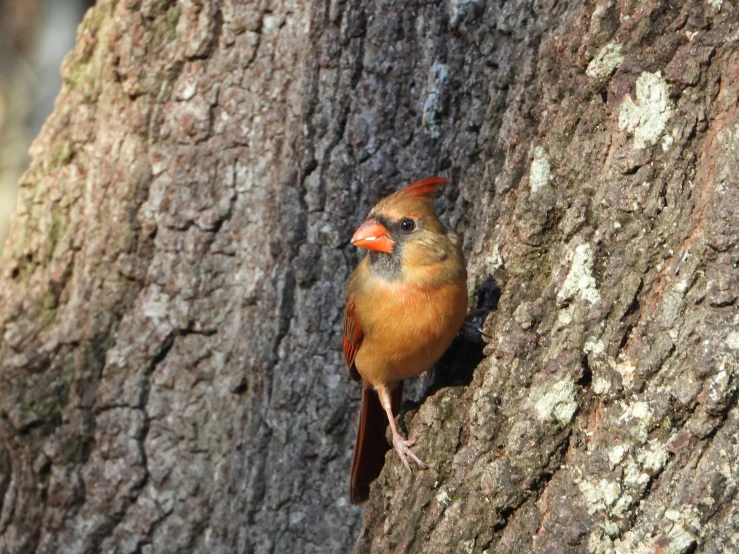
[343,176,468,504]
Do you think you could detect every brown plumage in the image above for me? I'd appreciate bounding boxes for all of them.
[343,177,468,504]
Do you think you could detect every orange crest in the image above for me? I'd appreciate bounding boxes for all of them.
[372,176,451,215]
[397,176,450,200]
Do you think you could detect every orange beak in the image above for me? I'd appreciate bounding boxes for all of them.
[351,218,394,254]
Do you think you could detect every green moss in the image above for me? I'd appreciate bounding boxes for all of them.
[43,291,58,309]
[48,203,67,254]
[19,356,75,434]
[49,141,74,169]
[39,297,60,330]
[146,4,181,51]
[166,5,181,39]
[15,264,33,283]
[61,2,114,95]
[60,435,91,464]
[20,390,67,433]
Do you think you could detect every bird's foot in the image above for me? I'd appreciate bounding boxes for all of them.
[392,432,429,471]
[461,308,491,342]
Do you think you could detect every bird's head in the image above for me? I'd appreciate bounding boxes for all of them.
[351,177,456,276]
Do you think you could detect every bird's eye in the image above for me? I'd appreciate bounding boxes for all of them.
[400,219,416,233]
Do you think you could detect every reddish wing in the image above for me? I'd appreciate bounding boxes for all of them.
[343,298,363,382]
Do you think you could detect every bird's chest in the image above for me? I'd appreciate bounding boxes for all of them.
[355,279,467,386]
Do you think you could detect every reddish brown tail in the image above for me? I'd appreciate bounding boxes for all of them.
[350,383,404,505]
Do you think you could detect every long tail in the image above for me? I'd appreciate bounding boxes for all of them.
[350,383,404,504]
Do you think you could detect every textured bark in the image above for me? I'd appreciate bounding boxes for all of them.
[0,1,738,554]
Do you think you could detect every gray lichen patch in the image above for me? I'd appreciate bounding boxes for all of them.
[620,401,654,444]
[663,506,702,553]
[422,62,449,138]
[623,457,650,488]
[618,505,702,554]
[558,243,601,305]
[725,328,739,350]
[620,438,669,492]
[636,439,670,474]
[486,244,504,271]
[529,146,552,194]
[656,281,689,329]
[614,358,636,389]
[535,378,578,425]
[618,71,673,150]
[586,43,623,80]
[608,444,626,467]
[578,478,622,516]
[592,376,612,395]
[587,523,619,554]
[450,0,484,23]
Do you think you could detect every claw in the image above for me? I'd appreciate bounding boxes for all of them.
[461,321,491,341]
[461,308,492,341]
[393,433,428,470]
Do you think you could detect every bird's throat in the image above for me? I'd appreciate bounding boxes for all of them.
[368,249,402,281]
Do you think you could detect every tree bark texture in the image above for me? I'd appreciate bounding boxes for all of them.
[1,1,738,553]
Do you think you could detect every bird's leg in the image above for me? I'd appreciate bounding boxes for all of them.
[377,386,429,471]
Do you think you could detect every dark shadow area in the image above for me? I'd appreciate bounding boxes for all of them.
[403,275,500,412]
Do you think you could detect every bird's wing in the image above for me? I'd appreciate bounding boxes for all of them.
[343,296,363,382]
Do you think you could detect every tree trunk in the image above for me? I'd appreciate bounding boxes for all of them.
[1,1,738,553]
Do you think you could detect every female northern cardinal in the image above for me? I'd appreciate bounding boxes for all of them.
[343,177,468,504]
